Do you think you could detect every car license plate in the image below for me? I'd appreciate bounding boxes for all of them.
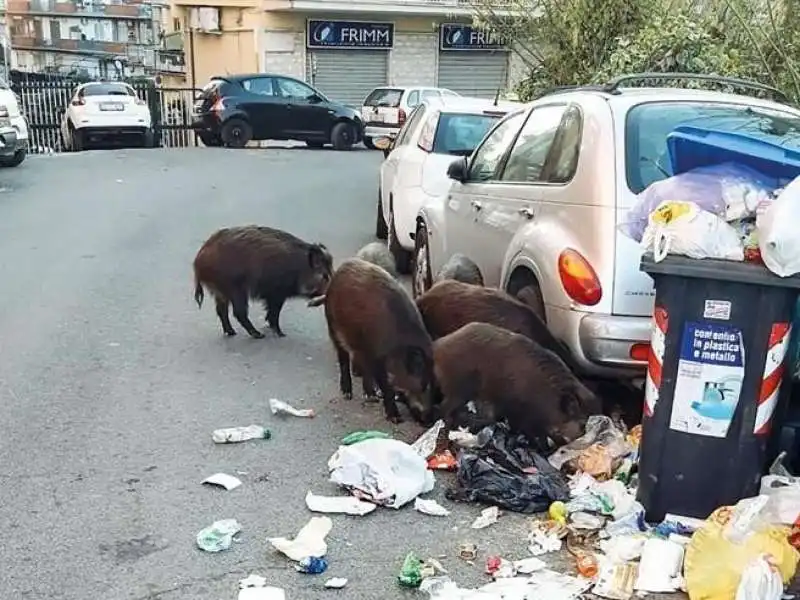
[100,102,124,111]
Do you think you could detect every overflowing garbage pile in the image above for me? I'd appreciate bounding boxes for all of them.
[621,162,800,277]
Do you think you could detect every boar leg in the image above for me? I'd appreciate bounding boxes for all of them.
[265,295,287,337]
[371,363,402,424]
[230,289,264,339]
[333,341,353,399]
[214,295,236,336]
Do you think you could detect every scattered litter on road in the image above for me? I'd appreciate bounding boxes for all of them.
[398,551,423,588]
[324,577,348,589]
[514,557,546,574]
[634,537,685,593]
[528,522,563,556]
[411,419,445,459]
[305,491,377,516]
[239,574,267,588]
[423,557,448,575]
[470,506,500,529]
[211,425,271,444]
[548,416,631,478]
[570,511,605,530]
[414,497,450,517]
[268,516,332,561]
[328,438,434,508]
[447,423,569,513]
[341,430,390,445]
[238,587,286,600]
[592,560,637,599]
[269,398,315,418]
[447,428,479,449]
[458,542,477,561]
[598,535,646,562]
[427,449,457,471]
[296,556,328,574]
[485,556,515,578]
[548,501,568,525]
[201,473,242,491]
[196,518,241,553]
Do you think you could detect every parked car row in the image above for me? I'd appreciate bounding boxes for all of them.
[373,76,800,382]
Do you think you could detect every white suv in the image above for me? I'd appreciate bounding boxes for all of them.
[0,79,29,166]
[412,76,800,379]
[361,86,459,149]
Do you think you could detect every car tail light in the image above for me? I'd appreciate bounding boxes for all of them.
[398,108,407,125]
[558,248,602,306]
[71,98,85,106]
[211,98,225,112]
[629,343,650,362]
[417,113,437,152]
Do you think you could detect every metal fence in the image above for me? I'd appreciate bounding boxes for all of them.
[11,79,200,153]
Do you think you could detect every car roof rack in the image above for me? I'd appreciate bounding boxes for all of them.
[601,72,789,104]
[537,84,608,98]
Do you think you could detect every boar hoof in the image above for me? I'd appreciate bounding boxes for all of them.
[223,330,237,337]
[386,413,404,424]
[249,331,266,339]
[343,392,353,400]
[364,394,381,403]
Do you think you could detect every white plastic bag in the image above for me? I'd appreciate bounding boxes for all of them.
[641,200,744,263]
[327,438,435,508]
[759,475,800,526]
[734,555,783,600]
[758,175,800,277]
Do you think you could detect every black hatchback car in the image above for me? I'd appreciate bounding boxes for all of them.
[192,73,365,150]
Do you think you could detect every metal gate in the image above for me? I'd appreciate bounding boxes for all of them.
[437,51,510,98]
[307,50,388,107]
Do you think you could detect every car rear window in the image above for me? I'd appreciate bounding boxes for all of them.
[626,101,800,193]
[432,112,503,156]
[82,83,134,97]
[363,88,403,107]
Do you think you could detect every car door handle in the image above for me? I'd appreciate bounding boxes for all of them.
[518,206,534,219]
[470,200,483,211]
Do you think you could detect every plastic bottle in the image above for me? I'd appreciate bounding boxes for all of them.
[575,552,599,578]
[212,425,271,444]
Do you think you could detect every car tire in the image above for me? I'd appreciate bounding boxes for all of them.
[363,137,377,150]
[0,148,26,167]
[142,128,155,148]
[220,118,252,148]
[72,126,85,152]
[376,194,388,240]
[199,131,223,147]
[387,204,413,274]
[515,282,547,323]
[412,222,433,299]
[331,122,354,151]
[305,140,325,149]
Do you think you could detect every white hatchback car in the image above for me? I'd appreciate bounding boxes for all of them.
[412,77,800,379]
[376,97,520,272]
[60,81,154,151]
[361,86,460,149]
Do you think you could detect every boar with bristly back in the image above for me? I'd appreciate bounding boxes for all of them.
[323,257,434,424]
[433,322,601,447]
[356,241,398,279]
[435,253,484,287]
[193,225,333,339]
[416,279,578,372]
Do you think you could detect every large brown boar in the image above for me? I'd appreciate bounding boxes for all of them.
[416,279,577,372]
[433,322,601,447]
[323,257,434,424]
[193,226,333,339]
[435,253,484,287]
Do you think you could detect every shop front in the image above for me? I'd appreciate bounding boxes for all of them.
[437,23,510,98]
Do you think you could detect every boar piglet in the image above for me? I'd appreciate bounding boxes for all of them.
[433,322,601,447]
[356,241,398,279]
[193,225,332,339]
[417,279,578,373]
[435,253,484,287]
[323,258,434,424]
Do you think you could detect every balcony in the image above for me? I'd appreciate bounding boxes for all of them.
[2,0,153,20]
[11,35,129,54]
[156,49,185,74]
[262,0,514,16]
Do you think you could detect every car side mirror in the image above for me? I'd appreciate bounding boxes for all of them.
[447,157,469,182]
[308,93,323,104]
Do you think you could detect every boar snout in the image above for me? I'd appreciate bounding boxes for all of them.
[548,419,585,446]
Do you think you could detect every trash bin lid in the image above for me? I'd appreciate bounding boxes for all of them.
[667,125,800,182]
[641,254,800,289]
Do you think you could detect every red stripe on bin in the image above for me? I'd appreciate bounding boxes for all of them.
[654,307,668,333]
[768,322,791,348]
[647,350,662,388]
[758,365,785,406]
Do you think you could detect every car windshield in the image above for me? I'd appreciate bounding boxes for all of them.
[363,88,402,107]
[83,83,133,97]
[626,101,800,193]
[433,112,503,156]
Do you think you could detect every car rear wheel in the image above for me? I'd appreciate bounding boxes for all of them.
[306,140,325,149]
[331,122,354,151]
[72,126,85,152]
[0,148,26,167]
[387,204,412,274]
[363,137,377,150]
[412,222,433,299]
[142,128,155,148]
[515,282,546,323]
[221,118,252,148]
[199,131,223,147]
[376,194,388,239]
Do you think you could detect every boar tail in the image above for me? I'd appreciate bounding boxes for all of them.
[194,278,204,308]
[306,294,326,308]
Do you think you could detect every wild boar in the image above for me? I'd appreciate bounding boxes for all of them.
[193,225,333,338]
[433,322,601,447]
[355,241,398,279]
[323,257,434,424]
[416,279,577,372]
[435,253,484,287]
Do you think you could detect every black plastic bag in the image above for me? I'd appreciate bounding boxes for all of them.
[446,423,570,513]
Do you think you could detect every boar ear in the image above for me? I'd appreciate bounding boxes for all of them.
[559,392,585,420]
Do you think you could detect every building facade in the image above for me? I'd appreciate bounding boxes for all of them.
[0,0,169,78]
[170,0,526,102]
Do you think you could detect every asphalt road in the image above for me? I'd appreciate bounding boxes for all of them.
[0,146,587,600]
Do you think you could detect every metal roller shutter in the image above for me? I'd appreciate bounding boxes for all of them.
[308,50,388,107]
[437,51,509,98]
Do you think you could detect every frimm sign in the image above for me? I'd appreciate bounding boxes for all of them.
[439,23,505,51]
[307,20,395,49]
